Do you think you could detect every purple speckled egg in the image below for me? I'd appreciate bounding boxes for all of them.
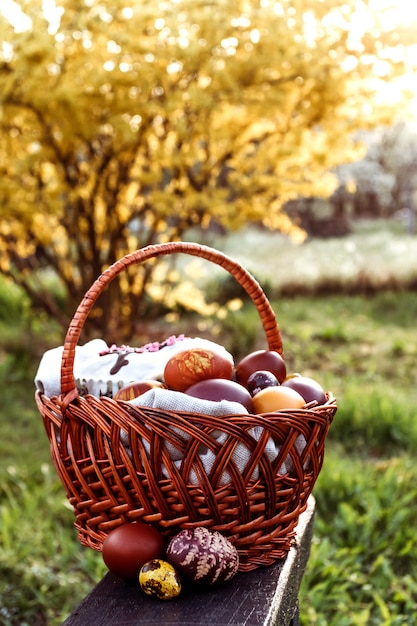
[246,370,279,396]
[166,527,239,586]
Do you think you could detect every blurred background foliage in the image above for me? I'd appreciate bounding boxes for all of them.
[1,0,417,340]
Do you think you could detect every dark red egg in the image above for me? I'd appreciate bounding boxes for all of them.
[235,350,286,386]
[102,523,165,581]
[185,378,254,412]
[282,375,326,405]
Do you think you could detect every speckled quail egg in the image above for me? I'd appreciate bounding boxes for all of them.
[139,559,181,600]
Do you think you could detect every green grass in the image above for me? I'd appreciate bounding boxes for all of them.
[301,453,417,625]
[0,465,105,626]
[0,281,105,626]
[1,228,417,624]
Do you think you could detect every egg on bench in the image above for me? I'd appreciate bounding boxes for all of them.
[102,523,165,581]
[139,559,182,600]
[166,527,239,586]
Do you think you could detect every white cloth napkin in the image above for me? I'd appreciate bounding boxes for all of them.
[34,339,108,398]
[122,388,307,484]
[129,387,245,415]
[123,388,248,462]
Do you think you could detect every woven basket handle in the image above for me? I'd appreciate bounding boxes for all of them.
[60,242,283,400]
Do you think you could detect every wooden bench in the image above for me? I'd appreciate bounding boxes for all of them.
[63,497,315,626]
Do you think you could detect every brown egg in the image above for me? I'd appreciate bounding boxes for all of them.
[114,380,166,401]
[164,348,233,392]
[252,385,306,413]
[185,378,254,412]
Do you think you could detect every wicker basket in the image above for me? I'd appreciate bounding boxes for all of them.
[36,241,336,572]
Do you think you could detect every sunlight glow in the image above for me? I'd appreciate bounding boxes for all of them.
[369,0,417,27]
[0,0,31,32]
[1,0,62,33]
[1,0,417,121]
[42,0,64,35]
[2,0,417,37]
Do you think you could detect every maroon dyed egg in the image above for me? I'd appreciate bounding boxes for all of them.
[185,378,253,412]
[235,350,287,386]
[102,523,165,581]
[282,375,326,405]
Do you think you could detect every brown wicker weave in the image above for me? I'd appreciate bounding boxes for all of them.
[36,241,336,571]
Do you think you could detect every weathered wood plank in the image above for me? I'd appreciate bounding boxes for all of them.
[63,497,315,626]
